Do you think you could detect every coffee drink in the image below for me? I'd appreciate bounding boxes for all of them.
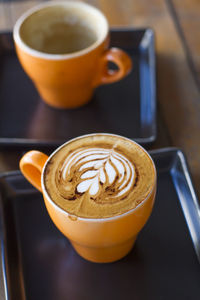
[14,2,131,109]
[44,134,155,219]
[20,5,99,54]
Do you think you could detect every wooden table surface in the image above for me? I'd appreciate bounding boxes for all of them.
[0,0,200,199]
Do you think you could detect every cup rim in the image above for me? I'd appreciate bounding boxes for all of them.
[41,133,157,223]
[13,1,109,60]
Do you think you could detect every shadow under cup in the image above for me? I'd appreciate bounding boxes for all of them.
[13,1,132,109]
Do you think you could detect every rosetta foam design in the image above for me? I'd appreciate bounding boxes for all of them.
[60,148,135,200]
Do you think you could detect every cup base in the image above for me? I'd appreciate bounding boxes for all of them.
[71,236,137,263]
[36,84,93,109]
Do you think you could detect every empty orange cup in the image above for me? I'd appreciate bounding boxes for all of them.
[13,1,132,109]
[19,134,157,263]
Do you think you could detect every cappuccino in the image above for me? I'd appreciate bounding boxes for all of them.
[44,134,156,218]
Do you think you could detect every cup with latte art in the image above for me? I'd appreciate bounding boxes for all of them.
[20,134,157,263]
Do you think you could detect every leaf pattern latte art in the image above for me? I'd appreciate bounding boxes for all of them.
[56,148,137,203]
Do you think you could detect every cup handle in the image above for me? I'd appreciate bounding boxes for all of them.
[19,151,49,192]
[93,47,132,87]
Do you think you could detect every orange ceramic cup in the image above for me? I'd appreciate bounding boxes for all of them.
[19,134,156,263]
[13,1,132,109]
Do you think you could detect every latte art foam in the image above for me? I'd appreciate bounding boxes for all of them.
[44,134,156,218]
[56,148,137,203]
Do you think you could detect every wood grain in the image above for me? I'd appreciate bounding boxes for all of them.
[170,0,200,85]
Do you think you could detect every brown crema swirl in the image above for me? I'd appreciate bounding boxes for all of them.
[44,135,155,218]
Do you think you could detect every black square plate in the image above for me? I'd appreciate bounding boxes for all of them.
[0,148,200,300]
[0,28,156,147]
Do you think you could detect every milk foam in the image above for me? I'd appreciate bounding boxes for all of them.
[60,148,135,199]
[44,134,156,218]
